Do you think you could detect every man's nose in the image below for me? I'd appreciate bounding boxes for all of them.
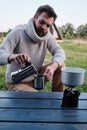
[41,24,47,30]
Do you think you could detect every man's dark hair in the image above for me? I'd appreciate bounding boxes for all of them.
[35,5,57,21]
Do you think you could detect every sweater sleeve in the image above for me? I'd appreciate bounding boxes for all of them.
[0,30,17,65]
[47,34,66,65]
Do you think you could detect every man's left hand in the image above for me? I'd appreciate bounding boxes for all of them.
[44,62,58,81]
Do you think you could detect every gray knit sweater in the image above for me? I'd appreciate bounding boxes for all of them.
[0,19,66,83]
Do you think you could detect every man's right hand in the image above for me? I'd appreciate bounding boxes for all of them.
[8,53,31,64]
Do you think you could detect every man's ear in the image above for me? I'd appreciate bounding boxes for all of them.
[33,15,38,19]
[33,15,36,19]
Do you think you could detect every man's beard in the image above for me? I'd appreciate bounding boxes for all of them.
[34,22,47,37]
[36,28,47,37]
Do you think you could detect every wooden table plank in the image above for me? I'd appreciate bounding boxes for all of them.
[0,109,87,123]
[0,91,63,99]
[0,99,61,109]
[0,123,87,130]
[0,91,86,100]
[0,99,87,109]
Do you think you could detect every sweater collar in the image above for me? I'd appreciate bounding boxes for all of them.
[25,19,51,43]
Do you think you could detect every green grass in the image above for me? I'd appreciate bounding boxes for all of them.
[0,65,7,90]
[0,39,87,92]
[60,40,87,92]
[43,39,87,92]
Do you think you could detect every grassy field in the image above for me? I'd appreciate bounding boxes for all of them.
[0,39,87,92]
[44,39,87,92]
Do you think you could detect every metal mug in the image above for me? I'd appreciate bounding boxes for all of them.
[34,74,44,90]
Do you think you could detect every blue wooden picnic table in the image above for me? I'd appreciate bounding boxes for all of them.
[0,91,87,130]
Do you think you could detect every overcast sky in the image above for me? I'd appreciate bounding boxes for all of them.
[0,0,87,31]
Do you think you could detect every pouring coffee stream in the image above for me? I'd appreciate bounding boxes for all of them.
[11,62,45,90]
[25,62,45,90]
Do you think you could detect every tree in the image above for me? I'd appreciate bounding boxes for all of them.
[76,24,87,39]
[60,23,75,39]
